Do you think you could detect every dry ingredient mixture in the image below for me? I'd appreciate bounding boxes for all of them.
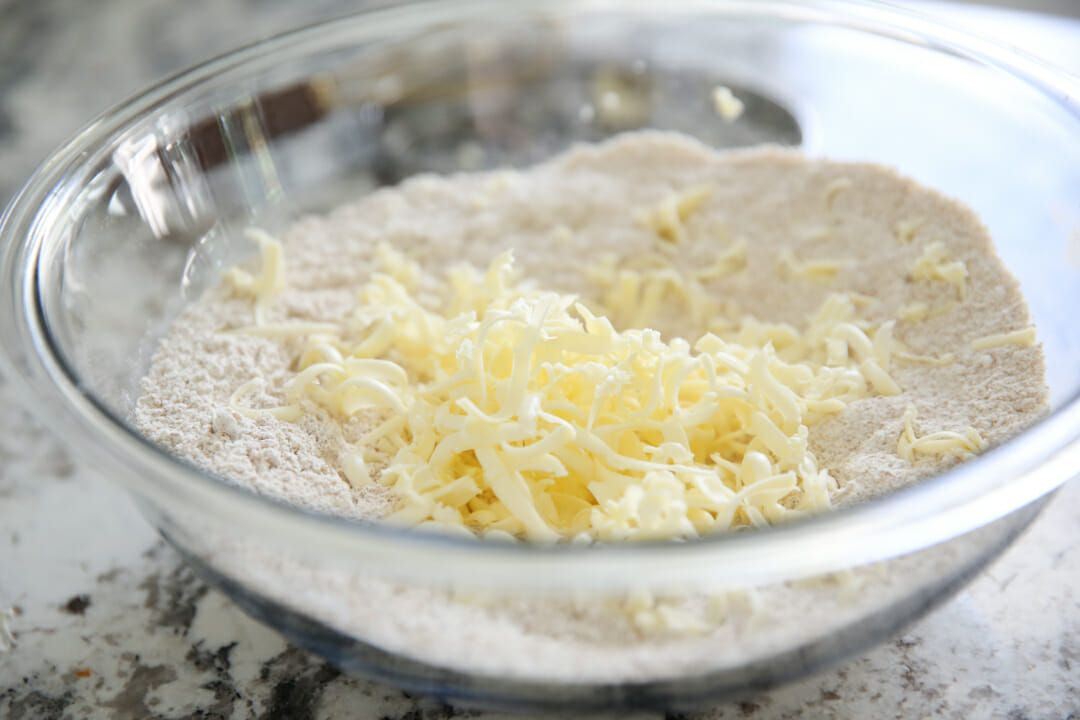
[135,131,1048,678]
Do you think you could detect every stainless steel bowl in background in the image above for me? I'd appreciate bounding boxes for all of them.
[2,0,1080,711]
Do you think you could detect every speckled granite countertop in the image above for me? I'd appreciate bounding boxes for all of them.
[2,2,1079,718]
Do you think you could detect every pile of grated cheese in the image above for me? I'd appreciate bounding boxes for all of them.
[227,234,921,544]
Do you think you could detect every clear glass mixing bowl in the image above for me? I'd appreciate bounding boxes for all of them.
[2,0,1080,711]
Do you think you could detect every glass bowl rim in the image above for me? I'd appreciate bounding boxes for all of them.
[3,0,1080,591]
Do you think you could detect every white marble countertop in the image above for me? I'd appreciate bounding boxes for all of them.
[2,2,1079,718]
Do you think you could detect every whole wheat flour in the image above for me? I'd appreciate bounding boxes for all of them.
[134,131,1048,680]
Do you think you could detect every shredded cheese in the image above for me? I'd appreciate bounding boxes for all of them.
[824,177,852,211]
[223,228,285,324]
[551,225,573,246]
[694,240,748,281]
[894,350,956,367]
[911,242,968,300]
[234,236,912,543]
[898,302,930,323]
[623,590,710,636]
[894,216,925,244]
[778,249,847,284]
[711,86,744,122]
[228,379,303,422]
[972,327,1037,350]
[638,186,714,244]
[897,300,955,324]
[897,405,984,463]
[585,255,717,330]
[227,322,342,338]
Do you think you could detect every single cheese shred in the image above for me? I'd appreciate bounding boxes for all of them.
[897,405,985,463]
[223,228,285,324]
[972,327,1037,350]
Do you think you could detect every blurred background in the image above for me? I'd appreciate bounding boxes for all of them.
[1,0,1079,213]
[975,0,1079,11]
